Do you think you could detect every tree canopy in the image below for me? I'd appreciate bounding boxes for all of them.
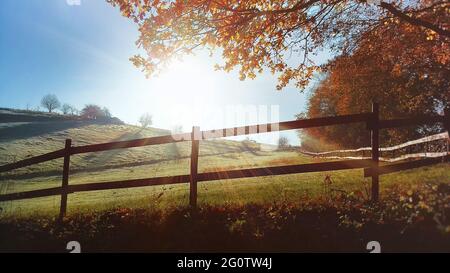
[299,11,449,151]
[81,104,111,120]
[41,94,61,113]
[107,0,449,89]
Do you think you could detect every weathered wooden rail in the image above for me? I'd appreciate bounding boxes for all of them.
[0,103,448,220]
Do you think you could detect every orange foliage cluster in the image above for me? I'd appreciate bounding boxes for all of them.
[300,8,449,151]
[107,0,449,90]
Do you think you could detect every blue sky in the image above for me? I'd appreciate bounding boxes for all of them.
[0,0,330,145]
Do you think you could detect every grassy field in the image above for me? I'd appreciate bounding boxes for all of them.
[0,150,448,219]
[0,113,449,220]
[0,112,449,252]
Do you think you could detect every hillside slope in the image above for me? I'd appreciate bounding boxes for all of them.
[0,109,262,177]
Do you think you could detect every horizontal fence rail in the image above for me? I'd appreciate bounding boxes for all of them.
[0,186,63,202]
[0,104,448,220]
[70,132,193,155]
[197,159,374,181]
[378,114,446,129]
[0,160,373,202]
[201,113,372,139]
[0,149,65,173]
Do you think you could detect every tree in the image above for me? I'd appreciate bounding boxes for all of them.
[62,104,79,115]
[69,106,79,116]
[139,113,153,128]
[81,104,105,120]
[41,94,61,113]
[277,136,290,150]
[81,105,113,119]
[61,104,72,115]
[299,13,449,151]
[107,0,449,90]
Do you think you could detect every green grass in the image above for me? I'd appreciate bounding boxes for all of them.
[1,158,448,219]
[1,180,449,252]
[0,121,449,220]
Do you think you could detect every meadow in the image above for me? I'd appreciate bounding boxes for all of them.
[0,120,448,219]
[0,115,449,252]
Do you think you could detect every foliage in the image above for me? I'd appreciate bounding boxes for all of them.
[102,107,112,118]
[106,0,449,90]
[1,182,448,252]
[40,94,61,113]
[299,8,449,150]
[61,104,78,115]
[81,104,111,120]
[61,104,71,115]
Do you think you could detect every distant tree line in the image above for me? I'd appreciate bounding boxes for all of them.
[37,94,157,127]
[38,94,119,122]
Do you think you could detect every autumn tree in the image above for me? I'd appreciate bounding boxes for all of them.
[41,94,61,113]
[107,0,449,90]
[81,104,106,119]
[299,11,449,151]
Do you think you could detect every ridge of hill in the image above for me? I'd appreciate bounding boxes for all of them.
[0,107,123,123]
[0,108,262,177]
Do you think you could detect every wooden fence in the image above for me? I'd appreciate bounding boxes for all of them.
[0,103,448,220]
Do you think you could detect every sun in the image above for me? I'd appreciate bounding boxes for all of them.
[142,56,220,131]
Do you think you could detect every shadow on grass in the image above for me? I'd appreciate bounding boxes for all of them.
[0,120,108,143]
[82,128,144,164]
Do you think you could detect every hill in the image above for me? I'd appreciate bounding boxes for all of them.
[0,108,448,221]
[0,108,264,176]
[0,107,123,123]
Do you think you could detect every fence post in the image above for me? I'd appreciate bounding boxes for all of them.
[190,126,200,208]
[59,139,72,221]
[370,103,380,202]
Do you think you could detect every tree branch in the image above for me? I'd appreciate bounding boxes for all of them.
[380,2,450,38]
